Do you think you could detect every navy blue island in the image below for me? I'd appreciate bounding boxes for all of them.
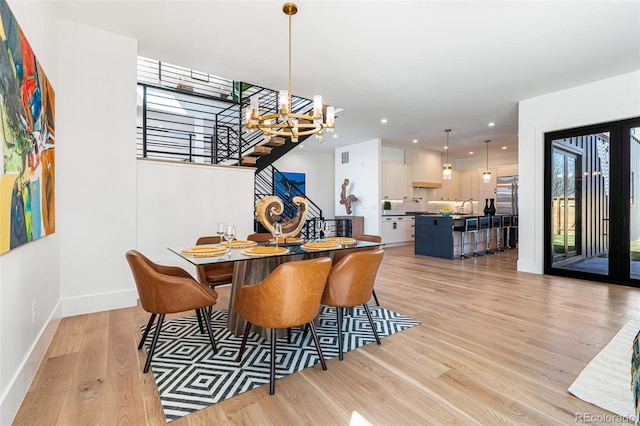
[414,215,456,260]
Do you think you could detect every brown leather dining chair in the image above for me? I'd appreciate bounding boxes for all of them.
[322,249,384,361]
[246,232,273,242]
[234,257,332,395]
[125,250,218,373]
[332,234,383,306]
[195,236,234,289]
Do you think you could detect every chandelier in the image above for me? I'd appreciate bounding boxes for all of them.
[483,139,492,183]
[245,3,335,143]
[442,129,452,180]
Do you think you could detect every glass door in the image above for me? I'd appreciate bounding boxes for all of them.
[545,118,640,286]
[551,148,579,260]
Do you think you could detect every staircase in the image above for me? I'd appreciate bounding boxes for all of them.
[136,57,329,233]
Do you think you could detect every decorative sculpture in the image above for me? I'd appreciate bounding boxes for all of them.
[340,178,358,215]
[255,195,308,238]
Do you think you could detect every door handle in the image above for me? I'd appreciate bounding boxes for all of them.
[393,223,397,229]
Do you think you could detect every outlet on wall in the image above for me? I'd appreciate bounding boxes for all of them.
[32,300,37,322]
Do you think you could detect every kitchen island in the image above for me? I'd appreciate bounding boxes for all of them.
[415,214,517,259]
[414,215,456,259]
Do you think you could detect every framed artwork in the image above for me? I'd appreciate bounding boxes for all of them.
[0,0,55,254]
[274,171,305,220]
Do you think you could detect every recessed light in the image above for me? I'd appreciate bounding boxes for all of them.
[502,146,507,150]
[380,118,387,124]
[412,139,418,143]
[444,146,448,150]
[333,134,338,138]
[469,151,474,155]
[488,122,495,127]
[299,144,304,148]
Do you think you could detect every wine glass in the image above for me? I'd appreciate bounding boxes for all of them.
[216,222,226,244]
[323,221,332,239]
[271,222,283,247]
[315,219,323,240]
[224,225,236,247]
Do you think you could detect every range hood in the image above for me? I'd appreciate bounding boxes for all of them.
[412,181,442,188]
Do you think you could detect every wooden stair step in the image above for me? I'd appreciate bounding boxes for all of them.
[264,137,285,147]
[241,156,257,166]
[246,145,272,157]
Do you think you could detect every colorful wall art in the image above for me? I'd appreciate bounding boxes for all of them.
[274,171,305,220]
[0,0,55,255]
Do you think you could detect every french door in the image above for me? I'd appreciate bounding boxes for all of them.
[545,117,640,286]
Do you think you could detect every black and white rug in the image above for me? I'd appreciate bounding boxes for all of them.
[141,305,420,422]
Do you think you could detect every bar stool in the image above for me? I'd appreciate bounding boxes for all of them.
[460,217,478,259]
[491,215,502,252]
[478,216,491,255]
[503,215,513,250]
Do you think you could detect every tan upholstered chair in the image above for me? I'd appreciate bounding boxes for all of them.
[234,257,332,395]
[247,232,273,242]
[332,234,383,306]
[125,250,218,373]
[195,236,234,289]
[322,249,384,361]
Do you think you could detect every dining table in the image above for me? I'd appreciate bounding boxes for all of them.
[169,238,383,340]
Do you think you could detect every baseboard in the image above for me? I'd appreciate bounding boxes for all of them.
[61,288,138,317]
[517,259,541,274]
[0,301,62,425]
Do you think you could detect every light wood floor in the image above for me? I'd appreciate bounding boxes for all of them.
[13,246,640,425]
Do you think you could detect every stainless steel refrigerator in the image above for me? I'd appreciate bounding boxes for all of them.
[496,176,518,215]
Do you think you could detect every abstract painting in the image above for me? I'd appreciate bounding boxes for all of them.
[274,171,305,220]
[0,0,55,255]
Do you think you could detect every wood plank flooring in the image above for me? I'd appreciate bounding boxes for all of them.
[13,246,640,425]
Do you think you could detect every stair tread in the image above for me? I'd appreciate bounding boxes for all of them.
[241,156,257,165]
[246,146,272,156]
[264,137,285,147]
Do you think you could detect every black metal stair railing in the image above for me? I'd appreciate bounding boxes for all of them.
[254,165,323,239]
[137,56,320,168]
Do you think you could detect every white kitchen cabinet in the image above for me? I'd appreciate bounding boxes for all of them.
[381,162,413,200]
[381,216,414,244]
[409,149,442,184]
[459,171,478,201]
[434,171,460,201]
[497,164,518,177]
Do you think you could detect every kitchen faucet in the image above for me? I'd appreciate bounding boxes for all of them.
[460,199,474,214]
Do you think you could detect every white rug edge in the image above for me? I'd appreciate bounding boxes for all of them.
[568,317,640,421]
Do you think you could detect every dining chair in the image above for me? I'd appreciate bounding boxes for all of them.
[247,232,273,242]
[195,236,234,289]
[332,234,383,306]
[234,256,332,395]
[322,249,384,361]
[125,250,218,373]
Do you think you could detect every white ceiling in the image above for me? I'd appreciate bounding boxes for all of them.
[50,1,640,159]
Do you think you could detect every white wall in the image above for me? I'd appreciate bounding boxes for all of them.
[335,139,381,234]
[136,160,255,277]
[273,146,335,219]
[57,19,139,317]
[518,70,640,274]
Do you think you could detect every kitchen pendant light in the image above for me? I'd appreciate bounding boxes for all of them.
[482,139,492,183]
[245,3,335,143]
[442,129,452,180]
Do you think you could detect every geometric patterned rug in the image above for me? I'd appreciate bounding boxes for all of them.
[140,305,420,422]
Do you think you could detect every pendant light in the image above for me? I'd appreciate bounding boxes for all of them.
[482,139,492,183]
[442,129,452,180]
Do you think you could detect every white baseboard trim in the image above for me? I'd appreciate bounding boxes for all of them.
[61,288,138,317]
[0,301,62,426]
[517,259,541,274]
